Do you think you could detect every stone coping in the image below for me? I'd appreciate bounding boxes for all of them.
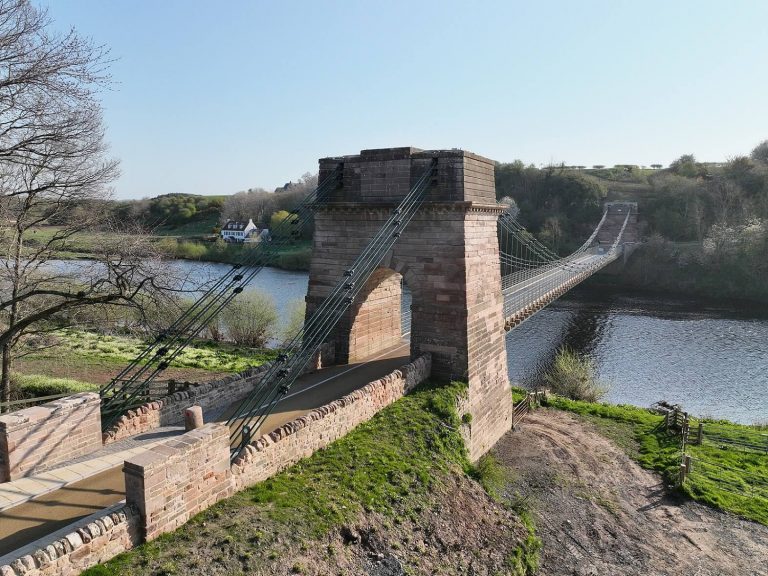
[0,501,129,568]
[0,393,98,433]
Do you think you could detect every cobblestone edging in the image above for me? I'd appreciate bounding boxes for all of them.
[0,505,140,576]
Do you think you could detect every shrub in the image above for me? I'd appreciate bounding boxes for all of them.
[174,240,209,260]
[13,374,98,399]
[221,290,278,347]
[544,348,607,402]
[281,299,306,343]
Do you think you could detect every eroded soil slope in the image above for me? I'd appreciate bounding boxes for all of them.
[494,409,768,576]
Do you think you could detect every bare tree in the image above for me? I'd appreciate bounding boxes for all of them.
[0,1,178,405]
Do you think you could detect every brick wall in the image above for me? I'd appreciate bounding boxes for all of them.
[345,268,403,363]
[0,505,140,576]
[310,147,512,460]
[123,355,431,541]
[0,393,102,482]
[123,424,232,541]
[463,208,514,460]
[103,363,272,444]
[231,353,431,490]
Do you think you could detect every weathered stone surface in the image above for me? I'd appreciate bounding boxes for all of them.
[0,505,140,576]
[312,147,512,460]
[102,363,273,444]
[0,393,102,481]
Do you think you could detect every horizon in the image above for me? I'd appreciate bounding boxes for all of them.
[45,0,768,200]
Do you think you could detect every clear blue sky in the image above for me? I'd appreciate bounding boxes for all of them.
[47,0,768,199]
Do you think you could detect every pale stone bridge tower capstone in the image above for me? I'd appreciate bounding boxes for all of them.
[306,147,512,460]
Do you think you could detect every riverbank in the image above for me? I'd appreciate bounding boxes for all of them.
[540,395,768,525]
[494,407,768,575]
[593,241,768,305]
[505,283,768,425]
[24,226,312,271]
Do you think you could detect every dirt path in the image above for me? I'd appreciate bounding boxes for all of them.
[493,409,768,576]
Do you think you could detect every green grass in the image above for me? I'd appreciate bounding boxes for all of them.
[12,374,98,398]
[546,395,768,525]
[84,381,470,574]
[33,329,276,374]
[167,238,312,270]
[83,381,539,575]
[505,512,542,576]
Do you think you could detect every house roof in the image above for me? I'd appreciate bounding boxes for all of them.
[222,220,252,231]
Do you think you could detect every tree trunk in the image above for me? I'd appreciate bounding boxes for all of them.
[1,343,11,410]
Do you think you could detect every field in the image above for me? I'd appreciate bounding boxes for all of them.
[13,328,277,398]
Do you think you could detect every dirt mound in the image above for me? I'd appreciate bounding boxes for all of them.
[494,409,768,576]
[276,472,531,575]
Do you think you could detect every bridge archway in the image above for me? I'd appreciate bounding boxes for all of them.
[342,266,410,363]
[306,147,513,460]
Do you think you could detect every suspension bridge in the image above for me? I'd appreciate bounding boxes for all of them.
[0,147,637,562]
[94,146,637,461]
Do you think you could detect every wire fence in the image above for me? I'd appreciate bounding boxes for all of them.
[512,389,548,428]
[672,409,768,504]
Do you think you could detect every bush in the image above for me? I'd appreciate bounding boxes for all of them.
[12,374,98,399]
[221,290,278,347]
[281,299,306,343]
[544,348,607,402]
[174,240,209,260]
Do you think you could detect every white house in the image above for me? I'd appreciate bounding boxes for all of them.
[220,219,257,242]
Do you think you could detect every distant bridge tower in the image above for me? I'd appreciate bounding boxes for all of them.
[306,147,512,460]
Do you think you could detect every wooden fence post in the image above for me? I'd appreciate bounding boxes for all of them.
[678,462,687,487]
[696,422,703,445]
[684,454,692,474]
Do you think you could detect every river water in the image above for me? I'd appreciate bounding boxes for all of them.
[51,260,768,424]
[504,285,768,424]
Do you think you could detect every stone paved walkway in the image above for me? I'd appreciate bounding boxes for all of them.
[0,426,183,512]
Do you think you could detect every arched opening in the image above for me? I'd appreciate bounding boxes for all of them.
[344,267,411,363]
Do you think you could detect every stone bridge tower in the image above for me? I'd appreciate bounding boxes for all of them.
[306,147,512,460]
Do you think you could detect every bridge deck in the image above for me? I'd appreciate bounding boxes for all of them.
[0,342,410,557]
[503,249,620,328]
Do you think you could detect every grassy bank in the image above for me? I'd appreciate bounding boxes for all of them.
[171,238,311,270]
[544,395,768,525]
[25,226,312,271]
[13,329,276,398]
[84,382,540,575]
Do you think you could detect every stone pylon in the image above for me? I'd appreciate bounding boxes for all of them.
[306,147,512,460]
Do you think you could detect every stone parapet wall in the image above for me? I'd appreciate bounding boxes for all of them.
[102,363,272,444]
[0,393,102,482]
[231,354,431,490]
[0,355,432,573]
[123,423,232,541]
[0,505,140,576]
[123,354,431,542]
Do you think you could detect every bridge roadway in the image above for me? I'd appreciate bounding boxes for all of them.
[0,342,409,557]
[503,250,613,319]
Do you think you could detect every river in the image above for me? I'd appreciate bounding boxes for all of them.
[50,260,768,424]
[505,285,768,424]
